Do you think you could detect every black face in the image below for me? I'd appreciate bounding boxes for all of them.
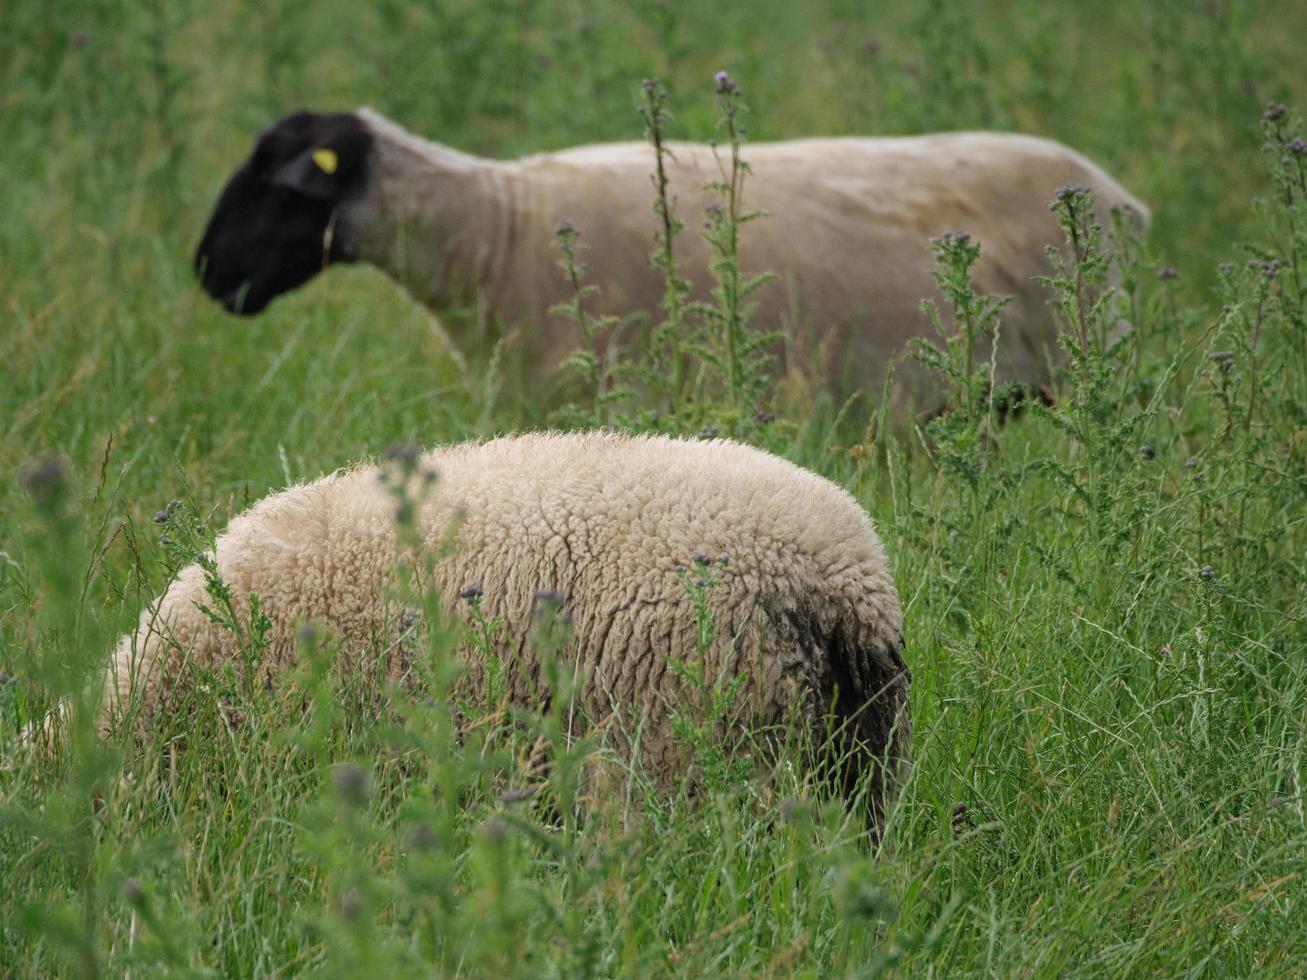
[194,110,372,316]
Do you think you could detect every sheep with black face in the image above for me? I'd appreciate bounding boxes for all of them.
[195,108,1150,403]
[195,111,374,315]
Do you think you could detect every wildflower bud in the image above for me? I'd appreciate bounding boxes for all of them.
[20,455,68,506]
[554,219,576,237]
[338,888,363,921]
[697,423,719,439]
[407,823,438,851]
[951,801,973,833]
[1185,457,1198,469]
[123,878,145,907]
[641,78,656,94]
[531,589,569,624]
[459,583,484,603]
[1247,258,1281,279]
[398,609,420,633]
[838,872,888,920]
[1263,102,1286,122]
[714,70,736,95]
[332,764,371,806]
[383,441,420,465]
[1209,350,1235,372]
[153,509,171,524]
[1287,136,1307,156]
[1199,564,1215,581]
[1053,184,1089,205]
[1156,266,1179,281]
[779,797,809,824]
[690,551,711,566]
[752,408,775,424]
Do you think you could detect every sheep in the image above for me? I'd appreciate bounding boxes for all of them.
[102,431,909,826]
[194,108,1150,406]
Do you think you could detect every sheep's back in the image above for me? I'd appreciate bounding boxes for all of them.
[511,133,1146,402]
[107,433,905,793]
[422,433,903,767]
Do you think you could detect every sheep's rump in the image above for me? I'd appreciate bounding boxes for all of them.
[105,432,908,815]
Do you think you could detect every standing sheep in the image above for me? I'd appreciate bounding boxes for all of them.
[194,108,1149,405]
[105,432,909,826]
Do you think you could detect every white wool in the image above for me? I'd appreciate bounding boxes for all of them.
[104,432,909,823]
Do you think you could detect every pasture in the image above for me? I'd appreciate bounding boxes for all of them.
[2,0,1305,974]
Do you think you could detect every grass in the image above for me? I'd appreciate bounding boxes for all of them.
[2,0,1306,975]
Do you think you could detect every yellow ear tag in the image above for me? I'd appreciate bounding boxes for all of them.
[311,148,338,174]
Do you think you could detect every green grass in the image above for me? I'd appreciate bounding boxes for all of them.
[3,0,1306,975]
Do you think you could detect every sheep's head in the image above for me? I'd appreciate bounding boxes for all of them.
[195,110,372,316]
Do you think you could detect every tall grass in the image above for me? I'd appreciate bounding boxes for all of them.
[2,0,1306,974]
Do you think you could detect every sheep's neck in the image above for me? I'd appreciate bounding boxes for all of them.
[345,130,510,324]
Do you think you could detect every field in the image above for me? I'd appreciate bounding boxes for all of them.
[3,0,1306,975]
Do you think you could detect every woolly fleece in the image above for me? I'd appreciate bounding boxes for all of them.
[105,432,908,816]
[342,109,1149,403]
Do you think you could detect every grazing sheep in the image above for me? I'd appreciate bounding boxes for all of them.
[105,432,909,825]
[194,108,1149,405]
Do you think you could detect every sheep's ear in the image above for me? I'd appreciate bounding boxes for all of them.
[267,114,371,200]
[271,146,346,199]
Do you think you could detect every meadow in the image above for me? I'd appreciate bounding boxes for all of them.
[2,0,1306,975]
